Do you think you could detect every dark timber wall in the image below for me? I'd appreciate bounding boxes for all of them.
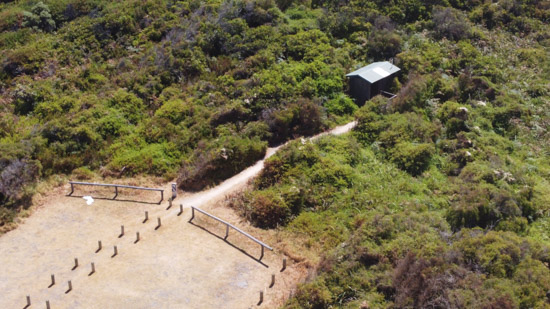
[347,74,396,106]
[348,76,371,106]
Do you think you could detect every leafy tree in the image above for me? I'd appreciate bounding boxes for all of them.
[22,2,56,32]
[432,6,471,41]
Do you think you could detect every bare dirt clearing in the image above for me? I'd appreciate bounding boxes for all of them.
[0,122,355,308]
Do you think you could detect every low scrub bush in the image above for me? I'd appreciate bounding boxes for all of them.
[324,94,357,116]
[388,142,434,176]
[246,189,291,228]
[432,7,471,41]
[178,136,267,191]
[107,142,179,177]
[0,158,41,225]
[264,99,326,145]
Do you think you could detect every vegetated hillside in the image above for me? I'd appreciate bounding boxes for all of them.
[0,0,361,228]
[0,0,549,306]
[222,1,550,309]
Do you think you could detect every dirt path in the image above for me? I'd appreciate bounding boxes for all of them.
[0,122,355,309]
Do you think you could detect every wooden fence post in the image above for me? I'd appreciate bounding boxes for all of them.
[155,217,161,230]
[72,257,78,270]
[281,258,287,272]
[119,225,124,238]
[143,211,148,223]
[135,232,140,243]
[46,300,50,309]
[171,183,177,200]
[48,274,55,288]
[112,246,118,258]
[258,291,264,305]
[96,240,102,253]
[178,204,183,216]
[270,274,275,288]
[66,280,72,294]
[259,245,265,261]
[89,262,95,276]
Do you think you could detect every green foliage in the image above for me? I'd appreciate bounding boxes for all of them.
[108,89,144,125]
[0,1,550,306]
[432,6,471,41]
[178,135,267,190]
[264,99,326,145]
[244,189,291,228]
[324,94,357,116]
[368,30,402,60]
[22,2,56,32]
[108,142,179,177]
[388,141,434,176]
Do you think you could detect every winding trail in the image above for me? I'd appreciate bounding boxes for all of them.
[182,121,357,208]
[0,121,356,309]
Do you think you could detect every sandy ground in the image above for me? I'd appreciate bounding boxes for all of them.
[0,122,355,309]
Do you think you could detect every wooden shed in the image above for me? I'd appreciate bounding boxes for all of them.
[346,61,400,106]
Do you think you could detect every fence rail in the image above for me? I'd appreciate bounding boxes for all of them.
[68,181,164,203]
[189,206,273,260]
[380,90,397,99]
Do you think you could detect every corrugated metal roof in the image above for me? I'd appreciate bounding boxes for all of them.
[346,61,400,83]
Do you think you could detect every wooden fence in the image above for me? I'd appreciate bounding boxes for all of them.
[68,181,164,204]
[189,206,273,260]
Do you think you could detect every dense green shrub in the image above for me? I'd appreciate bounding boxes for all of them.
[0,0,549,306]
[324,94,357,116]
[367,29,402,60]
[0,158,41,212]
[388,141,434,176]
[178,136,267,190]
[246,189,291,228]
[264,99,326,145]
[286,278,332,309]
[432,6,471,41]
[437,101,469,137]
[107,89,145,125]
[107,142,179,177]
[22,2,56,32]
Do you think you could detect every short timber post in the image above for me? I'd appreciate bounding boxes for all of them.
[119,225,124,238]
[25,295,30,307]
[166,198,172,210]
[96,240,102,253]
[258,291,264,305]
[270,274,275,288]
[143,211,148,223]
[189,207,195,222]
[224,224,229,240]
[178,204,183,216]
[259,245,265,261]
[281,258,287,272]
[66,280,72,294]
[72,258,78,271]
[171,183,177,200]
[89,262,95,276]
[112,246,118,258]
[46,300,50,309]
[135,232,140,243]
[69,183,74,196]
[48,274,55,288]
[155,217,161,230]
[113,185,118,199]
